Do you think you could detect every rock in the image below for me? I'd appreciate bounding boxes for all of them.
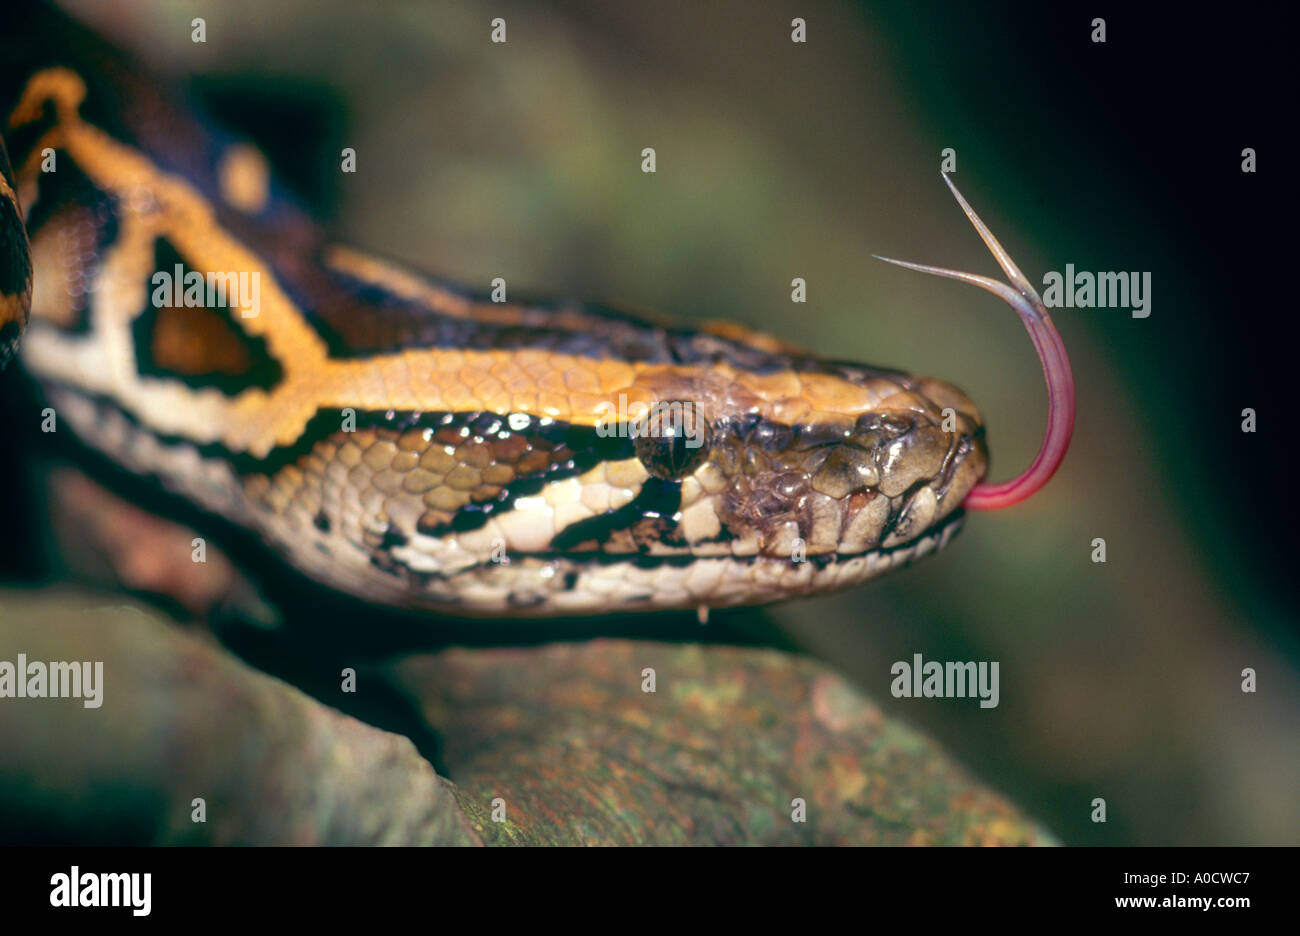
[393,640,1055,845]
[1,588,1052,845]
[0,589,479,845]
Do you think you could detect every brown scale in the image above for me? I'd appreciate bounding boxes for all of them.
[149,303,254,377]
[249,421,587,542]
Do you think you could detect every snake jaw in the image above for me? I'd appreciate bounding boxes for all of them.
[874,173,1076,510]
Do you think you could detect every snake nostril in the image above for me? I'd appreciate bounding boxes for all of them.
[854,410,915,437]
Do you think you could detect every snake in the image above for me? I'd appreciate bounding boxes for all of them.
[0,4,1073,620]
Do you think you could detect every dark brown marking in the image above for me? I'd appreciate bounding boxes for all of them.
[133,238,283,393]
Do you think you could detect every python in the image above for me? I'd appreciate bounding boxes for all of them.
[0,3,1072,619]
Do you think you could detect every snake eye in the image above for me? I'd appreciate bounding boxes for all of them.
[634,401,712,480]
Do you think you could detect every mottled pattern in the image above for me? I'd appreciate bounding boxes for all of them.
[403,641,1055,844]
[5,38,990,616]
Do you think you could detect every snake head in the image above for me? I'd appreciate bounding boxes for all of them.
[564,357,989,611]
[509,172,1072,614]
[702,375,987,563]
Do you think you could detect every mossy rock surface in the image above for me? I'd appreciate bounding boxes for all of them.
[0,590,1053,845]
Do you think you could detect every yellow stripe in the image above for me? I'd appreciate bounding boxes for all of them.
[14,68,920,457]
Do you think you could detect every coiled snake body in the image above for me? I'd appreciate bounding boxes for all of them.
[0,6,1071,619]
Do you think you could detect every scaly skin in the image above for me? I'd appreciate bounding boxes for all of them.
[0,5,1079,619]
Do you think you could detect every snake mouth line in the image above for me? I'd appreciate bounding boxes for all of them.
[448,508,967,575]
[405,511,970,616]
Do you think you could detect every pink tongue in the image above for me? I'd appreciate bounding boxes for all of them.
[874,173,1075,511]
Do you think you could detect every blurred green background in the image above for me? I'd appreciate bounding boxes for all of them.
[47,0,1298,845]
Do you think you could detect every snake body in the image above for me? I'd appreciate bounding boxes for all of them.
[1,5,994,617]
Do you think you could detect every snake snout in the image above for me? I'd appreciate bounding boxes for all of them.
[817,377,987,554]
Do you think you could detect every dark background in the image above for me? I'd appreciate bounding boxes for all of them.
[4,0,1295,845]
